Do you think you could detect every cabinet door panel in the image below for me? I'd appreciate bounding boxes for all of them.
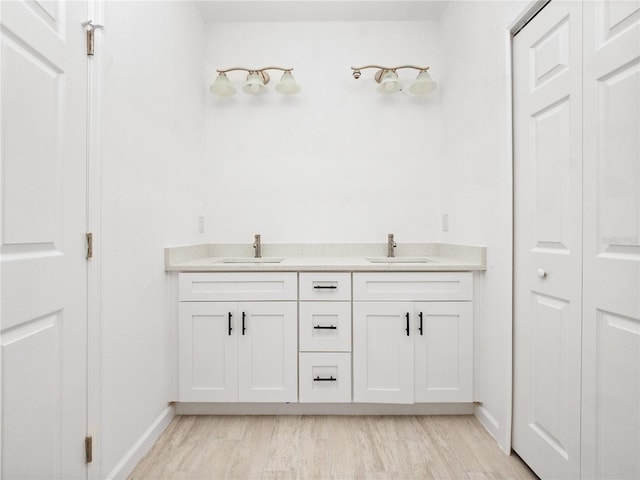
[179,302,238,402]
[414,302,473,402]
[353,302,413,404]
[238,302,297,402]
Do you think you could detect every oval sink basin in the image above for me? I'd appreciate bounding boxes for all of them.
[222,257,284,264]
[366,257,435,264]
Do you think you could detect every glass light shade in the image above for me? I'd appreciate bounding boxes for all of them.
[275,71,301,95]
[242,72,268,95]
[409,70,437,95]
[376,70,402,94]
[209,73,236,96]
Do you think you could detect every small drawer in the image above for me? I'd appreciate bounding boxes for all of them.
[299,302,351,352]
[353,272,472,301]
[299,353,351,403]
[299,273,351,301]
[179,272,297,301]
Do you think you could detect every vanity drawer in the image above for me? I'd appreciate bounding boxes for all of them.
[299,273,351,301]
[352,272,472,301]
[299,302,351,352]
[179,272,297,301]
[299,353,351,403]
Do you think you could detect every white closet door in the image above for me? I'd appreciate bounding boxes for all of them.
[582,2,640,479]
[513,2,583,478]
[1,1,89,479]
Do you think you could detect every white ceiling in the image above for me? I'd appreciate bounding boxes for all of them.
[195,1,449,23]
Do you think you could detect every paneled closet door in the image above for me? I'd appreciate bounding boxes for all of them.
[513,2,583,478]
[1,1,89,478]
[581,2,640,478]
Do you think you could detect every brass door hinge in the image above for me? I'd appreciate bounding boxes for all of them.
[85,436,93,463]
[82,20,104,56]
[86,232,93,259]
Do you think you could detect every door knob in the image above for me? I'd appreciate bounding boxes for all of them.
[537,268,547,278]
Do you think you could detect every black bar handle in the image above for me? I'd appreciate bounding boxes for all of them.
[313,285,338,289]
[313,325,337,330]
[313,376,337,382]
[405,312,410,336]
[242,312,246,335]
[419,312,423,336]
[228,312,233,336]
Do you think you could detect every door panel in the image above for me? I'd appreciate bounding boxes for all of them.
[238,302,297,402]
[353,302,413,404]
[178,303,238,402]
[414,302,473,403]
[513,2,583,478]
[582,2,640,478]
[1,1,88,478]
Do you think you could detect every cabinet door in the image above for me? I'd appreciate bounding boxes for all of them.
[179,302,238,402]
[238,301,298,402]
[414,302,473,402]
[353,302,414,404]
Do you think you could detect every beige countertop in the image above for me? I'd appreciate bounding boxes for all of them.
[165,243,486,272]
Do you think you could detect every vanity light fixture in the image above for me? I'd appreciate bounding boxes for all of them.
[351,65,437,95]
[210,67,300,96]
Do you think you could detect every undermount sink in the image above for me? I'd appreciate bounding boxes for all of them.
[366,257,436,264]
[222,257,284,264]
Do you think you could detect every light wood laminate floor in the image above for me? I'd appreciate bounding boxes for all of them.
[129,415,537,480]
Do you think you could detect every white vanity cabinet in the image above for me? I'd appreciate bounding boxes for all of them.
[353,272,473,404]
[178,273,297,403]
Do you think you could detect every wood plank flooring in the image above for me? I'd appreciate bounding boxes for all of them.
[128,415,537,480]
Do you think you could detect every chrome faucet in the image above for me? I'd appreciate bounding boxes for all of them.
[253,234,261,258]
[387,233,397,257]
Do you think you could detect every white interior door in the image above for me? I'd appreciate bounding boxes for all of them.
[1,1,88,478]
[581,2,640,478]
[513,2,583,478]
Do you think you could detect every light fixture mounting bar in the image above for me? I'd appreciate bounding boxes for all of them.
[216,66,294,73]
[351,65,429,72]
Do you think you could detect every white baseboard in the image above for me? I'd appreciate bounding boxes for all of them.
[175,402,474,416]
[105,405,175,480]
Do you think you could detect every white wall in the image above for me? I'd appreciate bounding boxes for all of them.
[100,1,205,476]
[203,21,443,243]
[439,0,524,452]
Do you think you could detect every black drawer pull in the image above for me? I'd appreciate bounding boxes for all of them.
[313,325,337,330]
[313,285,338,289]
[313,376,337,382]
[242,312,246,335]
[405,312,410,336]
[419,312,423,336]
[228,312,233,336]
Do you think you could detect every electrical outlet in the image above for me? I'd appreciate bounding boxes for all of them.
[198,216,205,233]
[442,214,449,232]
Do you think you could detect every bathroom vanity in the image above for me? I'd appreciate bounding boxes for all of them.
[165,243,486,413]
